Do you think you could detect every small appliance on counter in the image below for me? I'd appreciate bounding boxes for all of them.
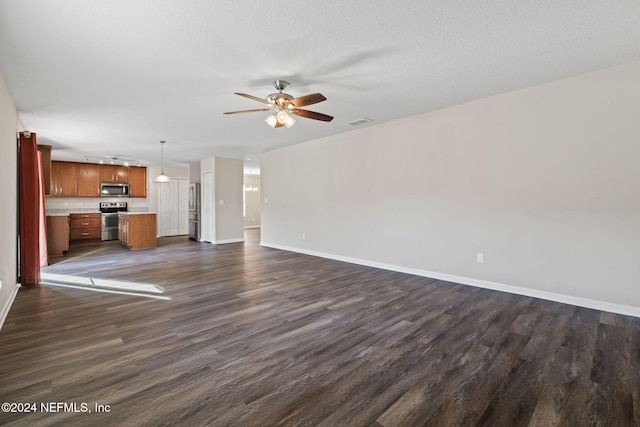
[100,202,128,241]
[188,183,200,241]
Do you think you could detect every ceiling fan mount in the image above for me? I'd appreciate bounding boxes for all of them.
[224,80,333,128]
[272,79,290,92]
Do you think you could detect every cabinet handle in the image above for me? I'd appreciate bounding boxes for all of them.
[81,222,89,225]
[81,232,89,236]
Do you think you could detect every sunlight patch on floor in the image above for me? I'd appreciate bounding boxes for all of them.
[40,272,171,300]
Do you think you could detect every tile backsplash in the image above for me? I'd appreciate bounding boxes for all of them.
[45,197,150,214]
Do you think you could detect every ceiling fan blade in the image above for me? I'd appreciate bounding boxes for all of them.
[224,108,272,115]
[291,109,334,122]
[235,92,269,104]
[290,93,326,108]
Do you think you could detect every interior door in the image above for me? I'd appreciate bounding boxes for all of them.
[158,179,179,236]
[157,178,189,237]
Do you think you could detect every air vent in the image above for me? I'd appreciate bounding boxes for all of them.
[346,117,373,126]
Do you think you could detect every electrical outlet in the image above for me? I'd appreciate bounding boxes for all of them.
[477,253,484,264]
[302,233,306,240]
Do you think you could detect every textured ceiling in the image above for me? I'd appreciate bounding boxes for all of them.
[1,0,640,169]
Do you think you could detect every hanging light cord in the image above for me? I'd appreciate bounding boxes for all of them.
[160,140,165,174]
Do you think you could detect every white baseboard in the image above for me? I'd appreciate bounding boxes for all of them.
[0,282,20,331]
[260,241,640,318]
[214,238,245,244]
[244,226,261,229]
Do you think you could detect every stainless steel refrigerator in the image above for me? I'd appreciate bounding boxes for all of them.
[188,183,200,241]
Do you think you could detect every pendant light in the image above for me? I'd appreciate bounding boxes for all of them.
[153,140,171,183]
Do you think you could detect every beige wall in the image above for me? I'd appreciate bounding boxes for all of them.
[200,156,244,244]
[261,60,640,316]
[0,68,18,327]
[189,161,200,184]
[215,157,244,242]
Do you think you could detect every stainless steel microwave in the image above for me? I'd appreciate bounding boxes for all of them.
[100,183,130,197]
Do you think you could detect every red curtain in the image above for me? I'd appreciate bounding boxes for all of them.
[19,132,46,285]
[38,151,48,268]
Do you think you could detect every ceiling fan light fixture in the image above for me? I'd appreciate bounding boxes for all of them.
[276,110,289,124]
[285,115,296,128]
[265,114,278,128]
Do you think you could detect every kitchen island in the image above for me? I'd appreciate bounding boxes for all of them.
[46,214,70,257]
[118,212,157,250]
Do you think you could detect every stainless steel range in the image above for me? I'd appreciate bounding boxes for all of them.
[100,202,128,241]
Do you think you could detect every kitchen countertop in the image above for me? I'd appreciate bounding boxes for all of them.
[46,212,101,216]
[46,209,100,215]
[47,209,151,216]
[118,212,156,215]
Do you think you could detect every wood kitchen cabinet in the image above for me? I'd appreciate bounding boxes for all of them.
[46,215,69,256]
[50,161,78,197]
[38,145,52,196]
[47,160,147,198]
[119,213,156,250]
[100,164,128,183]
[77,163,100,197]
[118,215,126,243]
[69,213,101,240]
[128,166,147,197]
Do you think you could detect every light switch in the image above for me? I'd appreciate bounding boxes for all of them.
[218,200,224,205]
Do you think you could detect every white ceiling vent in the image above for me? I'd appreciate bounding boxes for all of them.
[346,117,373,126]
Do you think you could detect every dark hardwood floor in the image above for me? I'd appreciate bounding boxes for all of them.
[1,229,638,426]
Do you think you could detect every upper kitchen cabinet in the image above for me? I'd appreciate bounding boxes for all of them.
[128,166,147,198]
[37,144,52,195]
[50,161,78,197]
[47,160,147,198]
[100,164,128,183]
[77,163,100,197]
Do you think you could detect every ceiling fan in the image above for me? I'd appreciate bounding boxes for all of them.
[224,80,333,128]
